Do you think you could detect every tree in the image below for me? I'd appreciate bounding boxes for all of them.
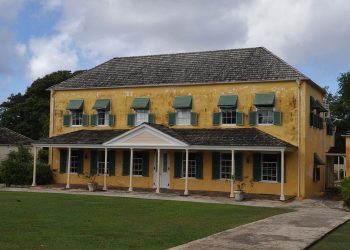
[328,72,350,149]
[0,70,84,140]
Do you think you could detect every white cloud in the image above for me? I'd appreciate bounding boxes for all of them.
[27,34,78,79]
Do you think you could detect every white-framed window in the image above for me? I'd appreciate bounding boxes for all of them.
[257,107,274,125]
[261,153,278,182]
[135,110,149,125]
[221,108,237,125]
[97,151,109,175]
[70,151,79,173]
[176,109,191,125]
[220,153,232,179]
[133,156,143,176]
[182,152,196,178]
[97,110,109,126]
[71,110,83,126]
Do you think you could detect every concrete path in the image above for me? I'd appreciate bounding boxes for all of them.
[1,187,350,249]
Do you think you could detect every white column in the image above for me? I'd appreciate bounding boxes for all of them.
[103,148,108,191]
[128,148,134,192]
[31,146,37,187]
[230,150,235,198]
[66,147,71,189]
[156,148,161,193]
[184,149,189,196]
[280,150,285,201]
[343,156,346,177]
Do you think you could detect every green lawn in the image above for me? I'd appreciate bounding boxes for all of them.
[310,220,350,250]
[0,191,289,250]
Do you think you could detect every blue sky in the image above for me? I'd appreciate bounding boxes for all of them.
[1,0,350,103]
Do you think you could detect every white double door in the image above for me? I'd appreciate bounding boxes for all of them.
[153,151,170,189]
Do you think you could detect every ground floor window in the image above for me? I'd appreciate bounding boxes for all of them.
[70,151,79,173]
[182,152,196,178]
[261,154,278,181]
[97,151,109,175]
[133,153,144,176]
[220,153,232,179]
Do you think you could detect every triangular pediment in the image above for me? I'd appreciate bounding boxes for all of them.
[103,124,187,147]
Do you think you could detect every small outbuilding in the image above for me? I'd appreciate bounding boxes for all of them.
[0,127,33,161]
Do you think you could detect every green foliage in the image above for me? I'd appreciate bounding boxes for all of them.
[0,146,53,186]
[328,72,350,149]
[0,70,84,140]
[339,178,350,206]
[0,146,33,186]
[38,148,49,164]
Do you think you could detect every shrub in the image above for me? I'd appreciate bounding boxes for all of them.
[0,146,53,186]
[0,146,33,186]
[340,178,350,207]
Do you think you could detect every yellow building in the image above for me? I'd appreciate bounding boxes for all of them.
[32,47,335,199]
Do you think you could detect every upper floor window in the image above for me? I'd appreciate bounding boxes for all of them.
[97,110,109,126]
[221,108,237,125]
[71,110,83,126]
[176,109,191,125]
[257,107,274,125]
[135,110,149,125]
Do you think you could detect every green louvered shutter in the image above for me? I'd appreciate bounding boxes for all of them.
[77,150,84,174]
[60,149,67,173]
[235,153,243,181]
[82,114,89,127]
[63,114,71,126]
[168,112,176,126]
[236,112,244,126]
[248,112,257,126]
[191,112,198,126]
[213,112,221,126]
[212,152,221,180]
[109,114,115,127]
[277,154,286,183]
[253,153,261,181]
[142,151,149,177]
[127,114,135,126]
[108,150,116,176]
[174,152,183,178]
[90,150,97,175]
[195,152,203,179]
[123,151,130,176]
[91,114,97,127]
[148,113,155,124]
[273,111,282,125]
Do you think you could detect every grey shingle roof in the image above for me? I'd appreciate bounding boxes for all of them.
[0,127,33,145]
[51,47,309,90]
[35,124,294,148]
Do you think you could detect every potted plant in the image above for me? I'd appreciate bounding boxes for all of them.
[79,172,98,192]
[231,175,254,201]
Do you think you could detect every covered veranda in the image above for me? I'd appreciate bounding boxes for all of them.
[32,123,296,201]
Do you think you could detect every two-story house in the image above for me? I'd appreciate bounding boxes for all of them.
[32,47,334,199]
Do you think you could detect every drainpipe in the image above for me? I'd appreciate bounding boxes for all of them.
[297,79,301,198]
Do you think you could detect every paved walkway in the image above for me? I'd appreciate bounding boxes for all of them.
[1,187,350,249]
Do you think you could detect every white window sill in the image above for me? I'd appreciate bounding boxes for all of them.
[259,180,278,183]
[70,125,83,127]
[221,124,237,126]
[179,177,197,179]
[132,175,145,177]
[97,125,109,127]
[257,124,274,126]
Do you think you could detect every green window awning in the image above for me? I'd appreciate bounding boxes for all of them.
[311,97,328,112]
[254,93,275,106]
[173,96,192,109]
[314,153,326,166]
[66,100,84,110]
[131,98,150,110]
[93,99,111,110]
[218,95,238,108]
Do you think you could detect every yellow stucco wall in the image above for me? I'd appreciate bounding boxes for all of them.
[48,80,334,197]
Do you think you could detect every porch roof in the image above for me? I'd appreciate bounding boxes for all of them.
[34,123,295,149]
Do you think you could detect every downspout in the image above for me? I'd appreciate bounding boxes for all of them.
[297,79,301,198]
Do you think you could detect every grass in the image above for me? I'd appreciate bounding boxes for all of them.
[310,220,350,250]
[0,191,290,250]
